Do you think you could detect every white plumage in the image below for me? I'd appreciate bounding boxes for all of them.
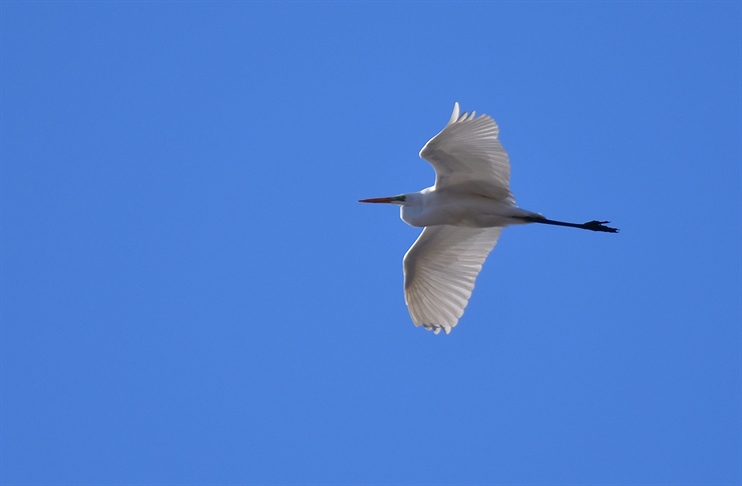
[360,103,618,334]
[404,225,503,335]
[421,103,512,201]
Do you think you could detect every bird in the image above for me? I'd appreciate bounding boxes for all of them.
[359,102,618,335]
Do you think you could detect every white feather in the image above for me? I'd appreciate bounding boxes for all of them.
[420,102,512,201]
[403,225,503,334]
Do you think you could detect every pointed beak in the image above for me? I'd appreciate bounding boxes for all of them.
[358,197,397,204]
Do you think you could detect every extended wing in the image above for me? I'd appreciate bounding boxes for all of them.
[419,102,512,201]
[403,225,503,334]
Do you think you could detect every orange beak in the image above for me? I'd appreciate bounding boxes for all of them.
[358,197,397,204]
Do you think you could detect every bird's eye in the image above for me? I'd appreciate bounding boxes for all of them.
[397,195,406,202]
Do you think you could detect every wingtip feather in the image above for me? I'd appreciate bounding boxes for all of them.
[447,102,460,127]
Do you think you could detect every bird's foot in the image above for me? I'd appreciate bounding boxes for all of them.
[583,220,619,233]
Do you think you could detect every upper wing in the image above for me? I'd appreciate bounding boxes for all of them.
[419,102,512,200]
[403,225,503,334]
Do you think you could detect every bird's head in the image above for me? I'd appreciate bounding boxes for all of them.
[358,194,408,206]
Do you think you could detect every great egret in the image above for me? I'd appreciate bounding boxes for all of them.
[360,102,618,334]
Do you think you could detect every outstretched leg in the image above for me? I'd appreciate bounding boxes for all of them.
[521,215,619,233]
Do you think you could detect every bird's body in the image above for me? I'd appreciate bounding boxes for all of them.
[360,103,617,334]
[398,189,538,229]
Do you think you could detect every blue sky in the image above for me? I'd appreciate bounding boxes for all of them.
[2,2,740,484]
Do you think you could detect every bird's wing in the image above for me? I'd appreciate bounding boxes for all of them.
[403,225,503,334]
[419,102,512,201]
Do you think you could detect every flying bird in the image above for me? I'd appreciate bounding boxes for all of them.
[360,102,618,335]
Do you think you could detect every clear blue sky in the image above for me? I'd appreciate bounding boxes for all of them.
[2,2,740,484]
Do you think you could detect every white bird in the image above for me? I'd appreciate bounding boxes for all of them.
[360,102,617,335]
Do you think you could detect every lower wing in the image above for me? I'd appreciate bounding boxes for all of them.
[403,225,503,334]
